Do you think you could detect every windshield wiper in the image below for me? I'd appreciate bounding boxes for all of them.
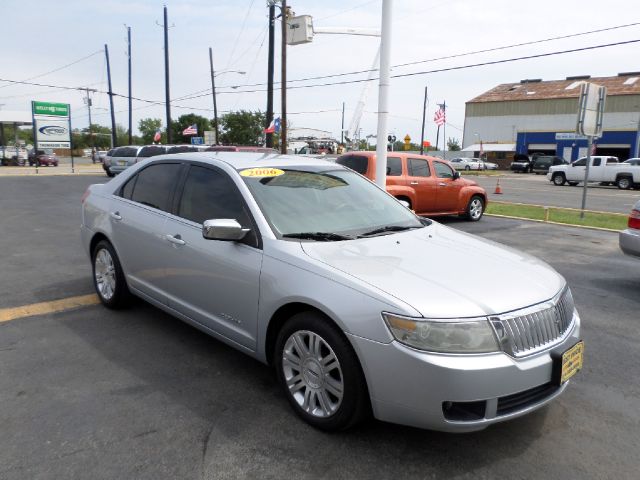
[282,232,354,241]
[358,225,423,238]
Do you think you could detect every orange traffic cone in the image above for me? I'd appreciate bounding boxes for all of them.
[494,178,503,194]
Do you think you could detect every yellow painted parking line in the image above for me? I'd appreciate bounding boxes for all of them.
[0,294,100,323]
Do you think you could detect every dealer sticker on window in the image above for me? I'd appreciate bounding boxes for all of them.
[240,168,285,178]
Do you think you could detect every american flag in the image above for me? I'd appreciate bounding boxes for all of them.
[433,107,446,126]
[182,124,198,135]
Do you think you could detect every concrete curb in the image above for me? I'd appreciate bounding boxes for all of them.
[485,213,621,233]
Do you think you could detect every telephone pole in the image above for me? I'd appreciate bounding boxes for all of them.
[265,1,276,148]
[280,0,288,154]
[83,87,97,148]
[105,44,117,148]
[126,25,132,145]
[420,86,427,155]
[209,47,219,145]
[163,5,172,143]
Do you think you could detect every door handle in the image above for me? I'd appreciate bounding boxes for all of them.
[165,234,186,246]
[438,182,447,186]
[110,211,122,221]
[410,181,419,185]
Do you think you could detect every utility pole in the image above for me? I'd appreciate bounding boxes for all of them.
[374,0,393,187]
[163,5,172,144]
[341,102,345,145]
[126,25,132,145]
[83,87,97,148]
[105,44,117,148]
[265,1,276,148]
[420,86,427,155]
[442,100,446,158]
[209,47,219,145]
[280,0,288,154]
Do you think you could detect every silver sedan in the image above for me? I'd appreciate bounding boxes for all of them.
[81,153,583,432]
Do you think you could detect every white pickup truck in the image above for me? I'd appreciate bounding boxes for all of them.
[547,156,640,190]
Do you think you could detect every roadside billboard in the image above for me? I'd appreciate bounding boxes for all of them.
[32,101,71,149]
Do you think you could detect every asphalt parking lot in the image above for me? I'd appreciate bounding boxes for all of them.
[1,175,639,480]
[473,173,640,214]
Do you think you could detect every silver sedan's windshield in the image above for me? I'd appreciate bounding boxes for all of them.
[241,168,425,239]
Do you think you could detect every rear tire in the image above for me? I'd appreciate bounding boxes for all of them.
[552,173,566,186]
[92,240,131,309]
[274,311,369,431]
[617,176,632,190]
[568,181,579,186]
[465,195,484,221]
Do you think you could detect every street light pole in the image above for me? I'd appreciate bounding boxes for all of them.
[280,0,288,154]
[163,5,172,144]
[374,0,393,187]
[266,1,276,148]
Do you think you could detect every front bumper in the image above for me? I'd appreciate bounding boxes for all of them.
[348,312,581,432]
[619,228,640,258]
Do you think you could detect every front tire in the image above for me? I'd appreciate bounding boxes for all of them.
[92,240,130,309]
[465,195,485,221]
[552,173,566,186]
[274,312,369,431]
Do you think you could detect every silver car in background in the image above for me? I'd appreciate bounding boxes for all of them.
[81,153,583,432]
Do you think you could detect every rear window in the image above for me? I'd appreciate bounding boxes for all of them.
[167,146,198,154]
[138,146,166,158]
[113,147,138,157]
[129,163,181,212]
[205,146,238,152]
[336,155,369,175]
[534,157,552,167]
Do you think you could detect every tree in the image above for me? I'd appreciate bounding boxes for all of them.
[447,137,461,151]
[218,110,265,145]
[138,118,164,144]
[171,114,210,144]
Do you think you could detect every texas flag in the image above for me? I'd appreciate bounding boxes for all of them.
[153,128,162,143]
[264,117,281,134]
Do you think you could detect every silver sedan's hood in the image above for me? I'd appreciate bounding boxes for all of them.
[301,223,565,318]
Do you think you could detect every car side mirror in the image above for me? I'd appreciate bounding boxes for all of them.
[453,171,461,180]
[202,219,249,241]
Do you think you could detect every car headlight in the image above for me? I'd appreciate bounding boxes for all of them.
[382,313,499,353]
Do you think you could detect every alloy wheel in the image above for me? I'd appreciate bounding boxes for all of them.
[94,248,116,300]
[282,330,344,418]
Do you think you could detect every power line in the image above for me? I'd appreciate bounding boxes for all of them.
[0,50,103,91]
[186,20,640,94]
[3,37,640,110]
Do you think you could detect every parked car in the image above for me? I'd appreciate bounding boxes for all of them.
[532,156,567,175]
[480,159,499,170]
[622,158,640,166]
[28,149,59,167]
[619,200,640,258]
[548,156,640,189]
[510,153,533,173]
[81,152,583,432]
[337,151,487,221]
[205,145,278,154]
[103,149,115,177]
[450,157,484,171]
[107,146,143,176]
[1,145,28,166]
[97,150,108,163]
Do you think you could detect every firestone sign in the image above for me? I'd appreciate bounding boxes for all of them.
[32,101,71,149]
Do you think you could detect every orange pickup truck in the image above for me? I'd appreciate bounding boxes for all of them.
[336,151,488,221]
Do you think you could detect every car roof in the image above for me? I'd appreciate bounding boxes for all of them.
[157,151,339,170]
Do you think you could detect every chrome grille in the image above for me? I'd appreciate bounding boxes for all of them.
[490,288,575,357]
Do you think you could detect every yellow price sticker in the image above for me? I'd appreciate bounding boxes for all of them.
[240,168,285,178]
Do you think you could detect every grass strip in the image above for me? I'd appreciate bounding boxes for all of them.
[460,170,503,176]
[486,202,627,231]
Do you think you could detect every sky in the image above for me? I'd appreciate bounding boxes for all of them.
[1,0,639,147]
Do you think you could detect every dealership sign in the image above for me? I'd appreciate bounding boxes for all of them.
[32,101,71,149]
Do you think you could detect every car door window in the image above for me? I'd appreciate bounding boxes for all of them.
[434,162,454,178]
[130,163,181,212]
[387,157,402,176]
[592,158,601,167]
[178,166,251,226]
[573,158,586,166]
[120,175,137,200]
[408,158,430,177]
